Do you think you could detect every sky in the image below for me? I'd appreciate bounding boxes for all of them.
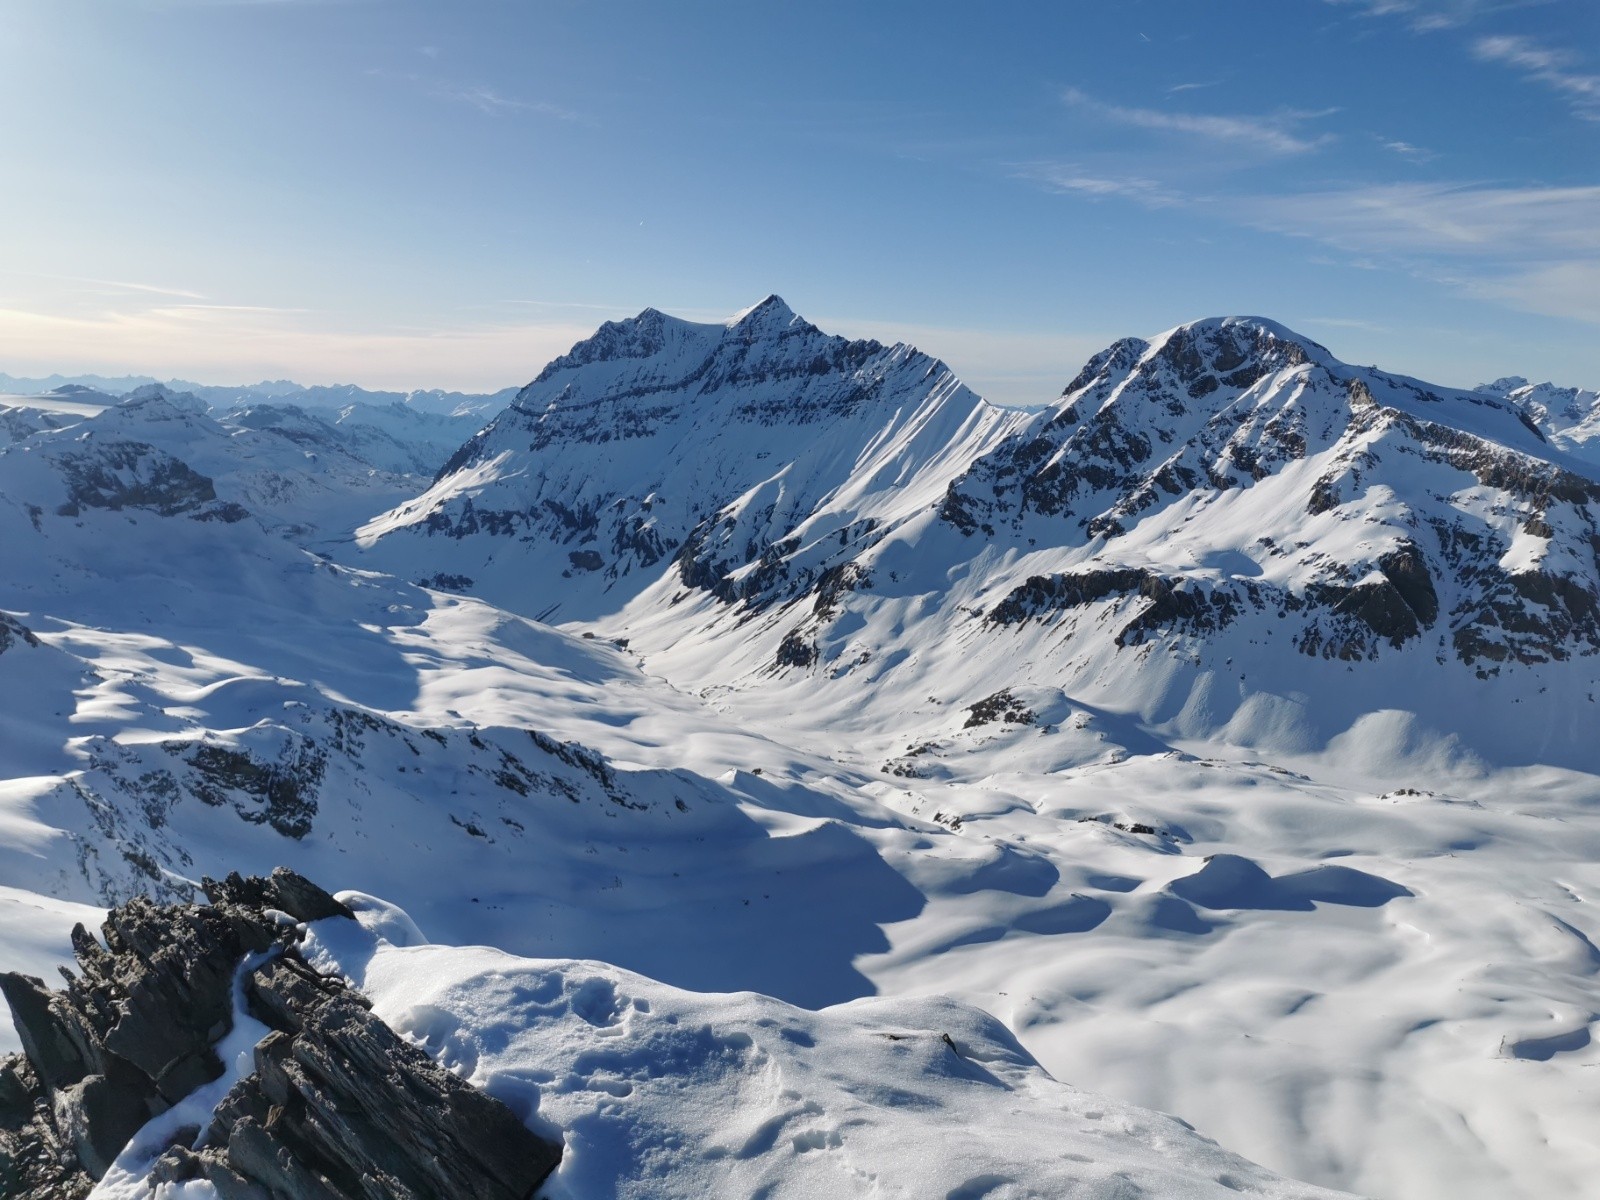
[1,0,1596,404]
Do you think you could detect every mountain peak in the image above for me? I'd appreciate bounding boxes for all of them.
[121,383,209,416]
[1476,375,1530,397]
[727,293,798,330]
[1155,316,1332,359]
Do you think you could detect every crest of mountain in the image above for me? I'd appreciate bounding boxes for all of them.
[356,294,1031,616]
[365,305,1600,771]
[929,316,1594,673]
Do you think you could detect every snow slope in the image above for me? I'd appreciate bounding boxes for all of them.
[222,399,486,478]
[287,903,1356,1200]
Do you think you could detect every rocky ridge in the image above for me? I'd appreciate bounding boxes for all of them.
[0,869,562,1199]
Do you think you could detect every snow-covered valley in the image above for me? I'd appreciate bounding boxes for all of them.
[3,301,1598,1198]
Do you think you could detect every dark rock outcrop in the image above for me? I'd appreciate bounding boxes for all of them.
[0,614,39,657]
[54,441,219,518]
[0,869,562,1200]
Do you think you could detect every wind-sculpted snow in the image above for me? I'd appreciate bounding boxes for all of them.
[276,903,1358,1200]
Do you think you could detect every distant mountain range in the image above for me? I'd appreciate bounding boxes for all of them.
[0,372,516,418]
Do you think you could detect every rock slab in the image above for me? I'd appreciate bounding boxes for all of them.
[0,868,562,1199]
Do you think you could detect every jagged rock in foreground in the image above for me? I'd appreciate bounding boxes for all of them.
[0,868,562,1200]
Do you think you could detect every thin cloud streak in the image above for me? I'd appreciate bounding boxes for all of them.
[1013,162,1184,207]
[1243,182,1600,255]
[1021,162,1600,327]
[1061,86,1335,155]
[1379,138,1439,161]
[365,68,584,123]
[1240,182,1600,324]
[442,85,582,121]
[1322,0,1556,33]
[1473,34,1600,119]
[33,275,209,301]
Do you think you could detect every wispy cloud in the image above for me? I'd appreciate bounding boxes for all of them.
[164,303,310,314]
[1012,162,1183,207]
[442,85,581,121]
[1378,137,1438,161]
[1322,0,1554,33]
[1020,158,1600,327]
[45,275,208,301]
[366,68,583,122]
[1473,34,1600,119]
[1239,182,1600,323]
[1061,86,1336,155]
[1324,2,1597,121]
[1244,182,1600,255]
[1298,316,1391,332]
[1167,81,1220,94]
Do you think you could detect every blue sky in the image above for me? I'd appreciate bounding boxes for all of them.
[2,0,1595,403]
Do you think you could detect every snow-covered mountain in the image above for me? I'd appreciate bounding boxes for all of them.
[355,295,1029,615]
[0,390,423,548]
[4,300,1600,1200]
[193,381,516,419]
[1478,374,1600,464]
[361,305,1600,772]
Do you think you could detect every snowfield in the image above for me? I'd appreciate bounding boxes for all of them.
[293,901,1356,1200]
[5,302,1600,1198]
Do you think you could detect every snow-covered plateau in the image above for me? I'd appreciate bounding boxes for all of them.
[3,299,1598,1198]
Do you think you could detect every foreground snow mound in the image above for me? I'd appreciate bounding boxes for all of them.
[302,909,1357,1200]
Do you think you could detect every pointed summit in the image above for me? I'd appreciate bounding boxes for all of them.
[727,294,799,331]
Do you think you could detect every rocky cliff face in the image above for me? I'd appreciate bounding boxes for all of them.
[0,869,561,1200]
